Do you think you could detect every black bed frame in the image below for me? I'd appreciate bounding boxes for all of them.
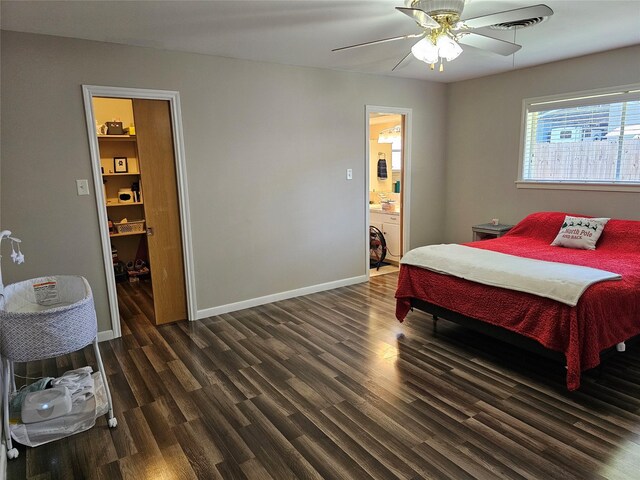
[409,298,631,367]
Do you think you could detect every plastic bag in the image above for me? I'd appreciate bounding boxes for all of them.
[10,373,108,447]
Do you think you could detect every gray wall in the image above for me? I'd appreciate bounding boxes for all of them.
[445,45,640,243]
[0,30,447,331]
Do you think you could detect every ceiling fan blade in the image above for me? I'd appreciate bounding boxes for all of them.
[463,4,554,29]
[396,7,439,29]
[458,32,521,56]
[392,51,413,71]
[332,33,422,52]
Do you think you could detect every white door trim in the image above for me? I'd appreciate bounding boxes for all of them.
[364,105,412,277]
[82,85,197,338]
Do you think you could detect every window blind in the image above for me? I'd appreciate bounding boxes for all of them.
[521,87,640,184]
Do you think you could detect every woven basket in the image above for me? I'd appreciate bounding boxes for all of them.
[114,220,145,234]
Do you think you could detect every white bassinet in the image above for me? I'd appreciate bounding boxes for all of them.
[0,274,117,460]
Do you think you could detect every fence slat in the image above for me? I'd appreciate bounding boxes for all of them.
[528,140,640,182]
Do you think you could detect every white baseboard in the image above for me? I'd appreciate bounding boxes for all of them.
[0,442,6,480]
[97,330,115,342]
[196,275,368,320]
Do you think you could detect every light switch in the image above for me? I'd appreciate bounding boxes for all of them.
[76,179,90,196]
[346,168,353,180]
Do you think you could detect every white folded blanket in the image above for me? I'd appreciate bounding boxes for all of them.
[51,366,94,403]
[401,244,622,306]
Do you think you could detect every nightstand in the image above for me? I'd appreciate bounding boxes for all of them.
[472,223,514,241]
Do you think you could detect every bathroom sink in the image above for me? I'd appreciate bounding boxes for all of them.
[370,203,400,214]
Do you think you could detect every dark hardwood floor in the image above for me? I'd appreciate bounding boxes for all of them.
[7,272,640,479]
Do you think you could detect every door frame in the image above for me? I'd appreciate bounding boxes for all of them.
[364,105,412,277]
[82,85,197,339]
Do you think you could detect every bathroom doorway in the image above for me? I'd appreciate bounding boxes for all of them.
[365,106,411,278]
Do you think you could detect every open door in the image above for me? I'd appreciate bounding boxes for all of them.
[367,110,407,275]
[133,99,188,324]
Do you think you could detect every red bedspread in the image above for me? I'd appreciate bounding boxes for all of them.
[395,211,640,390]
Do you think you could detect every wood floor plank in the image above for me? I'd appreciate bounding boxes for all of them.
[239,457,276,480]
[141,400,179,450]
[156,368,201,423]
[94,460,124,480]
[288,410,401,480]
[108,407,139,460]
[117,452,169,480]
[239,365,300,416]
[172,420,225,479]
[8,272,640,480]
[159,444,198,480]
[190,389,255,465]
[122,407,162,457]
[290,434,375,480]
[236,401,323,480]
[236,422,305,480]
[166,359,202,392]
[210,367,260,403]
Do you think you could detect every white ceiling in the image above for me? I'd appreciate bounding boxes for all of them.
[2,0,639,83]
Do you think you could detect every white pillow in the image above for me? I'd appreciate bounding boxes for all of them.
[551,216,609,250]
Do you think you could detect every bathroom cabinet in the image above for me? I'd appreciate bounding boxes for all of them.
[370,211,401,264]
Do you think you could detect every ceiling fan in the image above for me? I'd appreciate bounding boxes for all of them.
[333,0,553,72]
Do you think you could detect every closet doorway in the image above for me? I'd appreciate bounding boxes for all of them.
[365,106,412,278]
[83,86,196,339]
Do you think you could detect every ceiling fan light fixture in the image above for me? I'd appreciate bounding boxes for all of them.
[436,35,463,61]
[411,33,462,69]
[411,38,440,64]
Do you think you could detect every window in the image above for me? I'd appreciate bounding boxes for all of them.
[390,137,402,171]
[519,85,640,190]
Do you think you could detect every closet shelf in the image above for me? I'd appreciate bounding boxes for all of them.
[97,135,136,142]
[106,202,143,207]
[102,172,140,177]
[110,230,146,238]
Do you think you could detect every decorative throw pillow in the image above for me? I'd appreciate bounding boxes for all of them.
[551,215,609,250]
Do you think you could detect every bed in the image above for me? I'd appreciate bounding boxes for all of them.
[395,211,640,390]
